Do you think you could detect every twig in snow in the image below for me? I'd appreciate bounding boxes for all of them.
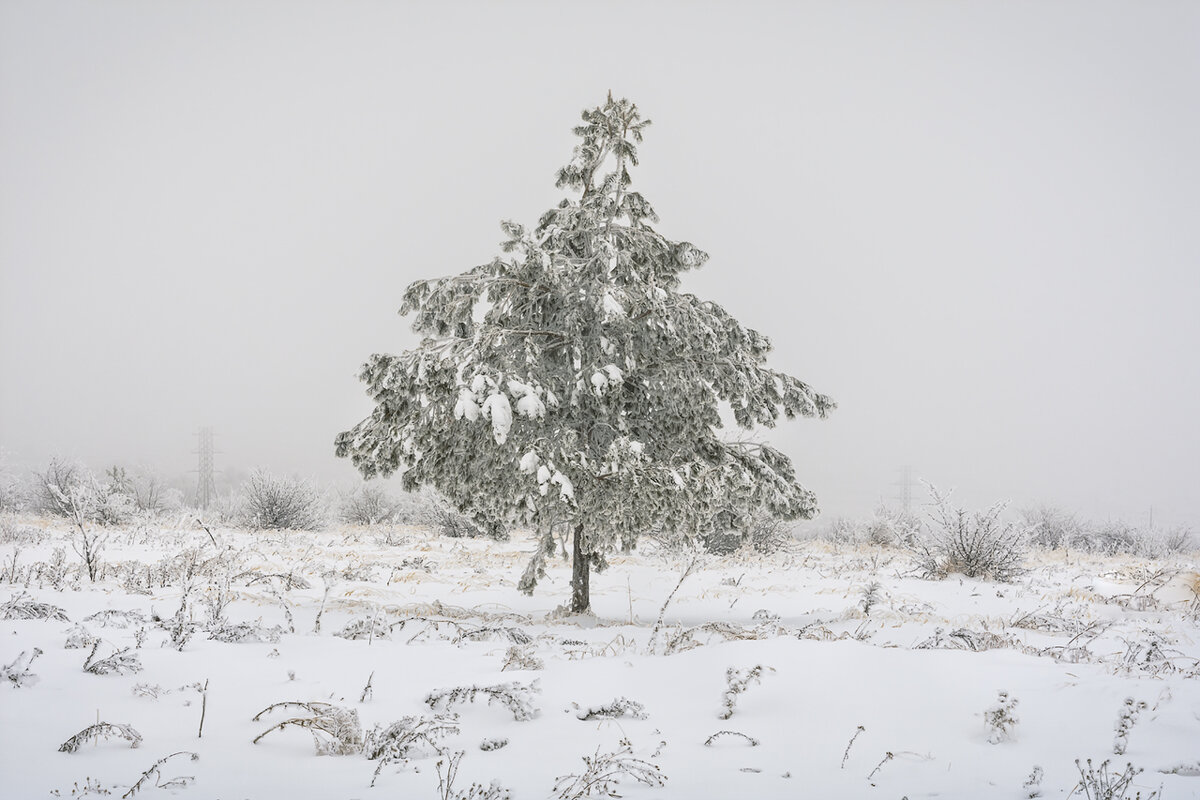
[842,725,865,768]
[197,679,209,739]
[704,730,759,747]
[648,549,700,653]
[122,751,199,798]
[867,751,893,781]
[360,671,374,703]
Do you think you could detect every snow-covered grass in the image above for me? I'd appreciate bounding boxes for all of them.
[1,515,1198,799]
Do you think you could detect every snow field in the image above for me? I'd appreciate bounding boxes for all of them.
[2,519,1198,798]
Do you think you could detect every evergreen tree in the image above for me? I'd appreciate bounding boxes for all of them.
[336,94,834,612]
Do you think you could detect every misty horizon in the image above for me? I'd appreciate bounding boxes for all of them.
[2,2,1197,529]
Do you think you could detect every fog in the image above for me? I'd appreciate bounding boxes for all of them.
[2,1,1197,527]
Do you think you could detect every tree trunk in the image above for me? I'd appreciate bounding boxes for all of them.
[570,523,590,613]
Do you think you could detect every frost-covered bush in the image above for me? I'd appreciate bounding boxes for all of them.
[83,641,142,675]
[700,513,794,556]
[115,466,183,516]
[340,483,400,525]
[752,519,794,555]
[984,690,1019,743]
[576,697,648,721]
[237,470,325,531]
[1152,525,1193,557]
[1089,521,1141,556]
[554,738,666,799]
[501,645,544,671]
[0,452,26,513]
[911,489,1027,582]
[867,505,922,547]
[425,680,541,721]
[818,516,868,545]
[1020,505,1191,558]
[1112,697,1146,756]
[1020,505,1088,550]
[34,457,84,517]
[252,701,363,755]
[2,592,69,621]
[58,722,142,752]
[698,528,744,556]
[3,647,42,687]
[426,494,508,541]
[719,665,773,720]
[364,714,459,785]
[437,750,512,800]
[816,506,918,548]
[1071,759,1157,800]
[1117,525,1192,559]
[34,459,136,527]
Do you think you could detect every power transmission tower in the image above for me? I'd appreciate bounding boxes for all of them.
[893,465,916,513]
[194,428,218,510]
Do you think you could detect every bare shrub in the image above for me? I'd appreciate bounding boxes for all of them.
[340,483,399,525]
[122,751,199,798]
[252,701,362,755]
[83,640,143,676]
[65,624,98,649]
[1130,525,1193,559]
[35,457,83,517]
[554,738,666,799]
[39,461,136,527]
[115,466,182,516]
[1090,521,1140,556]
[454,625,531,646]
[425,680,541,721]
[747,515,796,554]
[698,528,743,556]
[866,504,922,547]
[1069,759,1157,800]
[701,513,795,556]
[704,730,759,747]
[3,647,42,687]
[984,690,1019,743]
[364,714,460,785]
[2,592,69,621]
[85,609,147,628]
[436,750,512,800]
[1160,525,1193,555]
[335,615,394,641]
[1020,505,1088,550]
[1112,697,1146,755]
[59,722,143,752]
[0,452,25,512]
[719,665,773,720]
[427,495,508,541]
[207,621,284,644]
[1020,504,1191,558]
[575,697,648,721]
[500,645,544,671]
[911,488,1027,581]
[237,470,325,531]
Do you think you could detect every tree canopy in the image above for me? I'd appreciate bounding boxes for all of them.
[336,94,834,611]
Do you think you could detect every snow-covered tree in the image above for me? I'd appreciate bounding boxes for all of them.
[336,94,834,612]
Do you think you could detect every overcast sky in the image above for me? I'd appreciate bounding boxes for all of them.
[2,1,1197,527]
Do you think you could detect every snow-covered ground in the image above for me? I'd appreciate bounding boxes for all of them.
[2,517,1198,799]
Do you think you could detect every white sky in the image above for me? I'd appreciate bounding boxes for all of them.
[2,1,1197,526]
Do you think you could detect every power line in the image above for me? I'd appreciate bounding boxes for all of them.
[193,428,218,510]
[892,465,917,512]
